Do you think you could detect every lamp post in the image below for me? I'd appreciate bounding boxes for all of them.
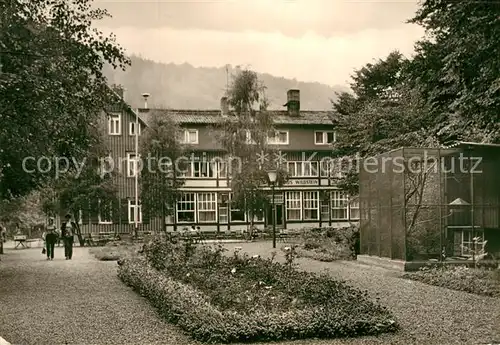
[267,170,277,248]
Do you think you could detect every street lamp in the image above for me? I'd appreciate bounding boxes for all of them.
[267,170,277,248]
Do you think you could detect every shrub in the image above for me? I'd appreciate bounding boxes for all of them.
[118,238,398,343]
[403,266,500,297]
[287,225,359,261]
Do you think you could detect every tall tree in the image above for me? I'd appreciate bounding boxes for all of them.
[40,134,118,246]
[407,0,500,143]
[0,0,129,200]
[212,69,287,236]
[140,114,186,232]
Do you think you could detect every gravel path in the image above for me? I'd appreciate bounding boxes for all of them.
[222,242,500,345]
[1,243,499,345]
[0,247,197,345]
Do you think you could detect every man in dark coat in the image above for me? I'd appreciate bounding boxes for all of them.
[61,214,77,260]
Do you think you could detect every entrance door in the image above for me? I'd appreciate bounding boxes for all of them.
[266,204,283,227]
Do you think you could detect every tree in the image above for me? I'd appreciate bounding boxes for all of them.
[331,51,436,194]
[212,69,287,236]
[0,0,129,200]
[407,1,500,143]
[39,132,118,246]
[140,114,186,232]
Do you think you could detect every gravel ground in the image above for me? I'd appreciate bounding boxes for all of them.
[221,242,500,345]
[2,242,499,345]
[0,247,197,345]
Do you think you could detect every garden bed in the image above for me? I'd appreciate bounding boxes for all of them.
[118,239,397,343]
[282,225,359,262]
[402,266,500,297]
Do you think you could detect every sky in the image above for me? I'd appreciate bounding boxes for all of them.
[93,0,425,87]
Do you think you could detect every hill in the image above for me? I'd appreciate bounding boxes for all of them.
[103,55,349,110]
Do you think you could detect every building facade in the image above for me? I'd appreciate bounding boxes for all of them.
[79,89,359,234]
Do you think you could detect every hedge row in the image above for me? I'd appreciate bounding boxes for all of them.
[118,257,397,343]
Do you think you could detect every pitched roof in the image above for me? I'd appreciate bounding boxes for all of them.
[137,109,335,126]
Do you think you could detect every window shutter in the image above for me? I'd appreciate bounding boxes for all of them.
[112,199,120,224]
[142,204,150,224]
[121,199,129,224]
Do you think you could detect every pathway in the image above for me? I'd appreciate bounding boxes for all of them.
[0,246,196,345]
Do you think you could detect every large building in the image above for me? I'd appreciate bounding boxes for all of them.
[78,89,359,234]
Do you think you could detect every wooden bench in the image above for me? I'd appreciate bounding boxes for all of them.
[14,235,27,249]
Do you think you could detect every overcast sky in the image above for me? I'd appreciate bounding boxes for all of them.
[94,0,424,86]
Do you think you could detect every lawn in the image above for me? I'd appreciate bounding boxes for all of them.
[402,265,500,297]
[88,240,142,261]
[118,238,397,344]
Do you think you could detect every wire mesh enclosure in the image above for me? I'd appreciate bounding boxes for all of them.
[359,144,500,262]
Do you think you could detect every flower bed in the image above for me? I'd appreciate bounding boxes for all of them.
[89,241,142,261]
[402,266,500,297]
[283,225,359,261]
[118,238,397,343]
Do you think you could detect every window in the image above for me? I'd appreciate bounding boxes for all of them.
[350,198,360,220]
[253,208,264,222]
[180,129,199,144]
[177,193,195,223]
[197,193,217,222]
[303,191,319,220]
[98,200,113,224]
[127,153,140,177]
[245,130,256,144]
[303,161,319,177]
[315,131,336,145]
[320,159,331,177]
[461,230,485,256]
[320,202,330,220]
[286,191,301,220]
[230,194,245,222]
[287,161,318,177]
[219,193,229,223]
[129,122,141,136]
[331,191,348,219]
[267,130,289,145]
[128,199,142,224]
[108,113,121,135]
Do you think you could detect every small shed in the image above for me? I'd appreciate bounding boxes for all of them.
[358,142,500,269]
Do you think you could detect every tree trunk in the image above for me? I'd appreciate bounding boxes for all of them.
[162,202,167,233]
[73,212,85,247]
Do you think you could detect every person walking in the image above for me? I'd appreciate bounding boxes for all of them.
[45,217,58,260]
[61,214,76,260]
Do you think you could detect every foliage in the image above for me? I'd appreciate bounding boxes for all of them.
[403,266,500,298]
[288,225,359,262]
[211,68,288,232]
[408,1,500,144]
[118,238,398,343]
[0,0,129,200]
[140,114,186,231]
[0,192,46,234]
[89,242,141,261]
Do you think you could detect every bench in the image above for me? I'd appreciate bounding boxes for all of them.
[14,235,27,249]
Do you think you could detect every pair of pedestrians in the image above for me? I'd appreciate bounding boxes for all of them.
[43,215,77,260]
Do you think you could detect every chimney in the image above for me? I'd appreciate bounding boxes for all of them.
[220,96,229,116]
[142,93,150,109]
[284,89,300,116]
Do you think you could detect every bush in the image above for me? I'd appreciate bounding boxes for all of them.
[118,238,398,343]
[288,225,359,261]
[89,242,141,261]
[403,266,500,297]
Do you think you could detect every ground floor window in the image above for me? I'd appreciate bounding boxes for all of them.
[98,199,113,224]
[230,193,246,222]
[303,191,319,220]
[461,230,485,256]
[128,199,142,224]
[177,193,195,223]
[350,198,360,220]
[331,191,348,219]
[198,192,217,222]
[286,191,301,220]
